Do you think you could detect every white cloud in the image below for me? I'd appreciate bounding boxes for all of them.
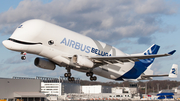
[135,0,177,15]
[0,0,179,81]
[0,0,177,45]
[114,22,159,37]
[81,29,93,36]
[100,17,114,28]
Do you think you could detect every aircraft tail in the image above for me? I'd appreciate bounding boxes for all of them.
[169,64,178,78]
[140,44,160,67]
[139,64,178,80]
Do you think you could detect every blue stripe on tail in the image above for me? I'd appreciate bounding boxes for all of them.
[115,44,160,80]
[140,44,160,67]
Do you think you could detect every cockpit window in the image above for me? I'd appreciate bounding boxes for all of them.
[18,25,23,28]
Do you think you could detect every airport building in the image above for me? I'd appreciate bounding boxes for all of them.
[38,76,81,96]
[112,87,137,94]
[0,76,137,100]
[0,76,138,100]
[1,76,180,100]
[0,77,46,101]
[82,85,112,94]
[0,76,81,101]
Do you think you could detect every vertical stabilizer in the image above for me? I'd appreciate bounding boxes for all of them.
[140,44,160,67]
[169,64,178,78]
[143,44,160,55]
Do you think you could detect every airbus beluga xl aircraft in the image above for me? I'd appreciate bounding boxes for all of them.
[2,19,178,81]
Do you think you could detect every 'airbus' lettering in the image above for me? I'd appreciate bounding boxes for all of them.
[60,38,111,56]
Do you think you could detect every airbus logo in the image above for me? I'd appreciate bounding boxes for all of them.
[60,37,111,56]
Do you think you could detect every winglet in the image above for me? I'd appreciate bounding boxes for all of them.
[169,64,178,78]
[168,50,176,55]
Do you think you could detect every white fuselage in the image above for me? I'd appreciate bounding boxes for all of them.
[2,19,137,80]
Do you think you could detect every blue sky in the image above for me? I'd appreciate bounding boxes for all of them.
[0,0,180,82]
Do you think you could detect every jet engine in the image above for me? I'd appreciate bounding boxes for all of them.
[34,57,56,70]
[72,55,94,68]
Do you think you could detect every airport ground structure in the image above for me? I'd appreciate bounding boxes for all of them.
[0,77,46,101]
[1,76,180,101]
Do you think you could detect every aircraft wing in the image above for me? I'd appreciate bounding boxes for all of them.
[90,50,176,66]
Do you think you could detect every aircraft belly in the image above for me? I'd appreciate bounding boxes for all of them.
[92,67,120,80]
[93,62,135,80]
[71,67,90,73]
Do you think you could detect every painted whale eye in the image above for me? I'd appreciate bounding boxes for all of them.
[48,40,54,45]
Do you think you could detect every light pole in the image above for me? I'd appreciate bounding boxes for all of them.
[157,83,159,93]
[145,82,148,95]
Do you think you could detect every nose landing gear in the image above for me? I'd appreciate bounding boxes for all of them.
[21,52,26,60]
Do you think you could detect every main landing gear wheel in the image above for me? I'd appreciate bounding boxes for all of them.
[90,76,97,81]
[64,68,75,82]
[87,71,97,81]
[68,77,75,81]
[86,72,93,77]
[64,73,72,77]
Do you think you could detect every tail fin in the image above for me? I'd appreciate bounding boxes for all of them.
[169,64,178,78]
[143,44,160,55]
[140,44,160,67]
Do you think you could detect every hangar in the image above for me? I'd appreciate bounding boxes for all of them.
[0,77,46,101]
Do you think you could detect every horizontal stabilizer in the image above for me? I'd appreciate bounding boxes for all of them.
[141,64,178,79]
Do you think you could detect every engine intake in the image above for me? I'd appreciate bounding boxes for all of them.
[34,57,56,70]
[72,55,94,68]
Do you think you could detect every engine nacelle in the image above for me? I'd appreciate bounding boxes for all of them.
[72,55,94,68]
[34,57,56,70]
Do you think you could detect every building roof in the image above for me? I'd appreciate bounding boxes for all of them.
[157,93,174,96]
[160,90,174,93]
[14,92,46,97]
[177,85,180,89]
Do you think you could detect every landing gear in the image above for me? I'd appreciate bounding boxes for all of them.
[86,72,93,77]
[64,73,71,77]
[64,67,75,82]
[90,76,97,81]
[68,77,75,81]
[86,71,97,81]
[21,56,26,60]
[21,52,26,60]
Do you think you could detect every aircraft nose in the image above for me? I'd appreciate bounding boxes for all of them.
[2,39,28,51]
[2,40,12,49]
